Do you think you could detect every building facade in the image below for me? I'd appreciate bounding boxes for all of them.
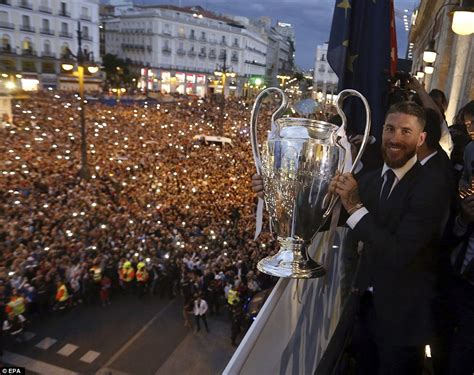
[257,18,295,87]
[313,43,338,103]
[0,0,101,90]
[409,0,474,124]
[101,4,271,97]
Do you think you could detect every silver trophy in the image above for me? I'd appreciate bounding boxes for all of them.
[251,88,371,278]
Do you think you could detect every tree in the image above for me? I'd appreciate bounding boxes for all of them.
[102,54,138,89]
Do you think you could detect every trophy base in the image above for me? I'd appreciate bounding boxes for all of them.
[257,248,326,279]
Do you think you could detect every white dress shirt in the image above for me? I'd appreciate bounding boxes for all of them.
[193,299,208,316]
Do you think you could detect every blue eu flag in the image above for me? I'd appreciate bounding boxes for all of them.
[327,0,396,142]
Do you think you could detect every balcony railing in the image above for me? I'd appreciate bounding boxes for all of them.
[177,33,185,39]
[80,14,91,21]
[39,5,52,13]
[231,56,239,62]
[58,10,70,17]
[232,42,240,48]
[208,52,216,59]
[189,34,196,40]
[0,21,14,29]
[162,47,171,54]
[59,31,72,38]
[187,50,196,57]
[0,45,14,54]
[18,1,32,10]
[220,40,227,46]
[198,52,206,58]
[199,36,207,42]
[82,34,92,41]
[177,48,186,55]
[20,25,35,33]
[40,28,54,35]
[22,49,36,56]
[42,51,56,58]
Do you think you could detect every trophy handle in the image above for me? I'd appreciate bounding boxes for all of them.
[250,87,288,174]
[335,89,372,173]
[322,89,371,219]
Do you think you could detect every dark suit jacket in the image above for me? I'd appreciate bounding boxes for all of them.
[350,161,450,346]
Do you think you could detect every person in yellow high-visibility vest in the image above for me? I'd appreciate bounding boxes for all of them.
[120,261,135,292]
[136,262,149,297]
[5,289,26,320]
[227,288,240,306]
[55,280,69,311]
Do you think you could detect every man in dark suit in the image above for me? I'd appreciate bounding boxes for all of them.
[330,101,450,375]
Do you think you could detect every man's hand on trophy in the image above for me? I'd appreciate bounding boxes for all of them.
[251,174,264,198]
[329,172,362,215]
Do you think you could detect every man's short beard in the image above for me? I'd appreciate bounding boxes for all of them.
[381,145,417,169]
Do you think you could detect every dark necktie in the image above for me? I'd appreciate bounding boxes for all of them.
[380,169,396,201]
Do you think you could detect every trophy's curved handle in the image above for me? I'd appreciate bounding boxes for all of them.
[250,87,288,174]
[322,89,371,220]
[335,89,372,173]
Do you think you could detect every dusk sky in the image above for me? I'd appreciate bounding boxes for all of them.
[137,0,420,70]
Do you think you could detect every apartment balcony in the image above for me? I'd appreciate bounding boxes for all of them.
[146,46,152,52]
[189,34,196,40]
[41,51,56,58]
[232,42,240,48]
[0,21,14,30]
[162,31,172,36]
[231,56,239,62]
[177,48,186,56]
[177,33,185,39]
[22,49,36,56]
[208,52,216,60]
[82,34,92,42]
[198,52,206,58]
[18,1,32,10]
[187,50,196,57]
[0,45,14,54]
[58,10,71,18]
[80,14,91,22]
[39,5,52,13]
[220,40,227,46]
[20,24,35,33]
[199,36,207,42]
[59,31,72,38]
[162,47,171,54]
[209,40,217,45]
[40,28,54,35]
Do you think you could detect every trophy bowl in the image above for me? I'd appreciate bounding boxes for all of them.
[250,88,371,279]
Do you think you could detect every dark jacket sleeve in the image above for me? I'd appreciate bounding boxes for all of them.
[350,178,449,269]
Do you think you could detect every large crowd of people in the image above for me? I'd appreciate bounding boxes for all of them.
[0,91,279,346]
[1,85,474,373]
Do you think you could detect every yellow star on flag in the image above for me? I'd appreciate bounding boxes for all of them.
[347,54,358,72]
[337,0,351,19]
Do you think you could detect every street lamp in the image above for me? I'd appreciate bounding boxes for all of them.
[422,0,474,65]
[61,21,99,180]
[277,74,291,87]
[424,63,435,74]
[452,0,474,35]
[214,50,236,136]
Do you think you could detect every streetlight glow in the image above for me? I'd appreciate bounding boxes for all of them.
[62,63,74,71]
